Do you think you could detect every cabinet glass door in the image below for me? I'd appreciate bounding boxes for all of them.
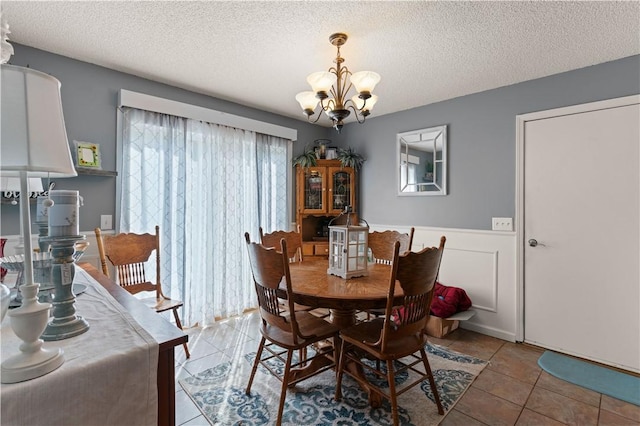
[303,169,325,211]
[330,169,352,211]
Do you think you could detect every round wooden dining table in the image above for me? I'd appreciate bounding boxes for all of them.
[286,257,402,407]
[287,257,403,328]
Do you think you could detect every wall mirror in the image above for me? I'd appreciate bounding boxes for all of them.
[397,125,447,196]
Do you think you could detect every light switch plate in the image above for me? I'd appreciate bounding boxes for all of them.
[492,217,513,231]
[100,215,113,230]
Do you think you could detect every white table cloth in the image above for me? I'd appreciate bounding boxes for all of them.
[1,266,159,426]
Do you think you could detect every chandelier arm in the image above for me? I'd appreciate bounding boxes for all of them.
[321,97,336,112]
[307,111,324,124]
[346,103,366,124]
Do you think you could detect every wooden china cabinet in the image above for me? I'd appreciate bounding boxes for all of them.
[296,159,356,257]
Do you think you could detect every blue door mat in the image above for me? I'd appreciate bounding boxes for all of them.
[538,351,640,406]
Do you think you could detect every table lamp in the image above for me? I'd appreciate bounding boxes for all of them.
[0,64,77,383]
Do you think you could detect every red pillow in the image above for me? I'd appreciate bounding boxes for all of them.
[430,282,472,318]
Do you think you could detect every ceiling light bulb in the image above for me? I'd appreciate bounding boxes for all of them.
[350,71,381,94]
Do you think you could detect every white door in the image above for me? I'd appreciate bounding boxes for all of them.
[521,97,639,372]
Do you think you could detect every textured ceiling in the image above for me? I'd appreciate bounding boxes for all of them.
[3,1,639,126]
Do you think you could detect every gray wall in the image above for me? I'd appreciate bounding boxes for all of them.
[1,44,638,235]
[336,55,640,230]
[0,44,330,235]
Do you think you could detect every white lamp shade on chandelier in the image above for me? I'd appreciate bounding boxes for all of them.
[1,64,77,178]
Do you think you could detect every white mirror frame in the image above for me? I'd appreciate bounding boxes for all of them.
[397,125,447,196]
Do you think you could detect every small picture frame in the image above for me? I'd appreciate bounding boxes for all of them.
[74,141,102,169]
[326,147,338,160]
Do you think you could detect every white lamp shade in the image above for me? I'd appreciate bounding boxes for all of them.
[295,91,319,111]
[350,71,381,94]
[351,94,378,112]
[0,177,44,192]
[1,65,76,178]
[306,71,336,94]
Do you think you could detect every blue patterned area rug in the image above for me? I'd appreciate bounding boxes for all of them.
[180,343,486,425]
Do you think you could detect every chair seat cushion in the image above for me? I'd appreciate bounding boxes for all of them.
[340,318,428,360]
[139,296,184,313]
[262,312,339,349]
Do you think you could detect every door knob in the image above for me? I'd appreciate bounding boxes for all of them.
[528,239,546,247]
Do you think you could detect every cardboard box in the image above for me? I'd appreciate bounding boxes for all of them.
[426,316,459,338]
[426,309,476,338]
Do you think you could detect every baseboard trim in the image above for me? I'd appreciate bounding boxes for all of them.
[461,321,516,342]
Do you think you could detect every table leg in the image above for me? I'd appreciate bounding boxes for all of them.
[157,348,176,426]
[329,308,356,328]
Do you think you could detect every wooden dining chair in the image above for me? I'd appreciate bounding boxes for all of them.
[335,236,446,426]
[259,226,331,318]
[94,226,190,359]
[368,227,415,265]
[364,227,415,319]
[244,233,340,425]
[259,226,303,263]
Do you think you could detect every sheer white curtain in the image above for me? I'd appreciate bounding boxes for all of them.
[120,107,290,326]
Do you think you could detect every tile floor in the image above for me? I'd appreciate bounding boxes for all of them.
[172,311,640,425]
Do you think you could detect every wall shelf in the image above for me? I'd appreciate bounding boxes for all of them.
[76,168,118,177]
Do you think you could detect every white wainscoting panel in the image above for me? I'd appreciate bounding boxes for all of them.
[370,224,517,342]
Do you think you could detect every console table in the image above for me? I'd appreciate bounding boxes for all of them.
[81,263,188,426]
[0,263,187,426]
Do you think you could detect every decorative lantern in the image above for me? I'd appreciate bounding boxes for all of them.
[327,224,369,279]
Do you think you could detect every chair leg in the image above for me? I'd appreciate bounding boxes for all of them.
[387,359,400,426]
[334,341,347,401]
[420,347,444,415]
[277,350,294,425]
[172,308,190,359]
[246,337,266,395]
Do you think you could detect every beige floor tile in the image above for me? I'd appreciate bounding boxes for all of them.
[472,368,534,406]
[516,408,566,425]
[198,322,250,350]
[600,395,640,422]
[440,408,488,425]
[175,333,220,365]
[536,371,601,407]
[179,414,211,426]
[446,328,505,360]
[175,389,204,425]
[526,386,599,425]
[455,386,522,425]
[598,408,640,426]
[487,344,542,385]
[181,350,232,377]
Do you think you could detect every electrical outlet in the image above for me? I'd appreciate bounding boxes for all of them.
[492,217,513,231]
[100,215,113,230]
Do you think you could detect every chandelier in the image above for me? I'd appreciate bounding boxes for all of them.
[295,33,380,133]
